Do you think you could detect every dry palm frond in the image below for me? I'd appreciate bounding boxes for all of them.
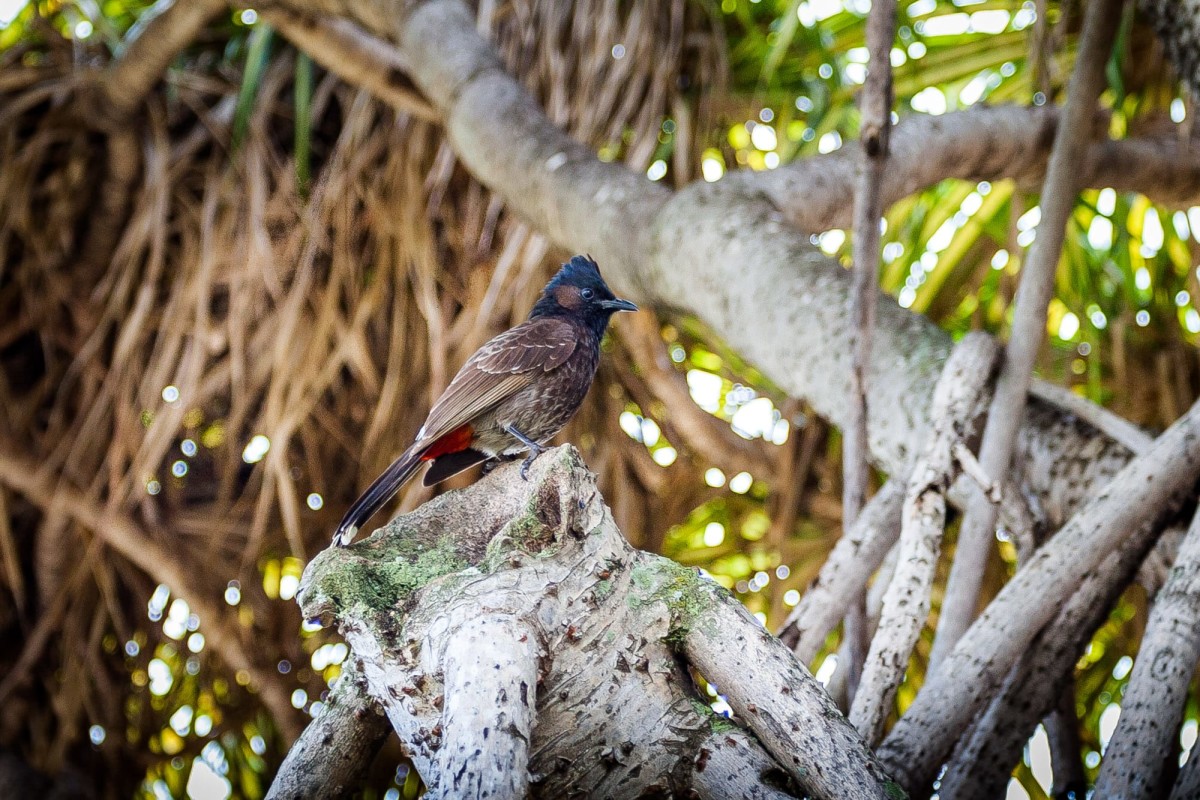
[0,0,738,789]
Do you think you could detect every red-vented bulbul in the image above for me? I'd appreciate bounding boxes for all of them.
[333,255,637,545]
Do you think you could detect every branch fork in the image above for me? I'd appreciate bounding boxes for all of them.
[272,446,901,799]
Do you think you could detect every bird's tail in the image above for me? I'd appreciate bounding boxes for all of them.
[333,448,424,546]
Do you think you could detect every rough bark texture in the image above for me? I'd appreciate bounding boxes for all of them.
[936,521,1162,798]
[930,0,1122,667]
[285,446,897,799]
[266,665,391,800]
[878,397,1200,792]
[1094,506,1200,798]
[850,333,1000,746]
[1138,0,1200,101]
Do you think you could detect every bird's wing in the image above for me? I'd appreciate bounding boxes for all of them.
[415,317,579,448]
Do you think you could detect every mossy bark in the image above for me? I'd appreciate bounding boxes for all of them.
[276,446,899,799]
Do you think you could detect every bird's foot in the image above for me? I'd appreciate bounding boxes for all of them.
[519,445,545,481]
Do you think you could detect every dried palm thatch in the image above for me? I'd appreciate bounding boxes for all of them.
[0,1,819,792]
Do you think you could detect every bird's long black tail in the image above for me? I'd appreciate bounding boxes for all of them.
[333,448,423,546]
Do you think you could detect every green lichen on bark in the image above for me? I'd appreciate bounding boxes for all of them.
[627,556,718,645]
[688,697,738,734]
[300,527,468,623]
[479,491,566,572]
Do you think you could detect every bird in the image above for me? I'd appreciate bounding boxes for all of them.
[333,255,637,545]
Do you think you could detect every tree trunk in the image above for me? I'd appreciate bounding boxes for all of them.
[276,446,902,799]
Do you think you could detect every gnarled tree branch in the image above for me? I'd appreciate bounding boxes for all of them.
[287,446,899,799]
[878,395,1200,792]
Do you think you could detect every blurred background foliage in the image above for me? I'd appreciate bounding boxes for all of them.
[0,0,1197,798]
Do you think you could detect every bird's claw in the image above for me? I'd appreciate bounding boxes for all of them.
[520,455,535,481]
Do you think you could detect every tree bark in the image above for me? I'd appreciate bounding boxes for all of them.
[1094,505,1200,797]
[850,333,999,746]
[929,0,1122,668]
[287,446,899,799]
[878,396,1200,792]
[266,664,391,800]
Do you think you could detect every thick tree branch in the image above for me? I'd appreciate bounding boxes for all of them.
[266,663,391,800]
[1094,505,1200,797]
[877,396,1200,792]
[434,614,537,800]
[929,0,1122,668]
[741,106,1200,233]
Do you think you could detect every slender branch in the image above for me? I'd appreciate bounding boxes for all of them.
[850,333,999,746]
[1095,505,1200,797]
[841,0,897,706]
[93,0,227,125]
[777,479,905,663]
[877,395,1200,792]
[929,0,1122,669]
[266,663,391,800]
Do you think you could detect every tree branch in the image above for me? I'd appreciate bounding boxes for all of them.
[93,0,227,124]
[936,521,1163,797]
[929,0,1122,669]
[850,333,1000,746]
[684,580,901,799]
[259,9,438,123]
[777,479,905,664]
[1095,504,1200,797]
[266,663,391,800]
[434,614,537,800]
[840,0,898,707]
[738,106,1200,233]
[877,395,1200,792]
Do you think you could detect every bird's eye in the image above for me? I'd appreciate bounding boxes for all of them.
[581,288,595,300]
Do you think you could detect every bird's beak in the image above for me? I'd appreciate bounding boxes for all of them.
[599,298,639,313]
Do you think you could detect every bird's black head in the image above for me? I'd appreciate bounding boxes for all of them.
[530,255,638,337]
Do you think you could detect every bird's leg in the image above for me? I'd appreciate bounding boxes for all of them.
[481,453,518,474]
[502,424,546,480]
